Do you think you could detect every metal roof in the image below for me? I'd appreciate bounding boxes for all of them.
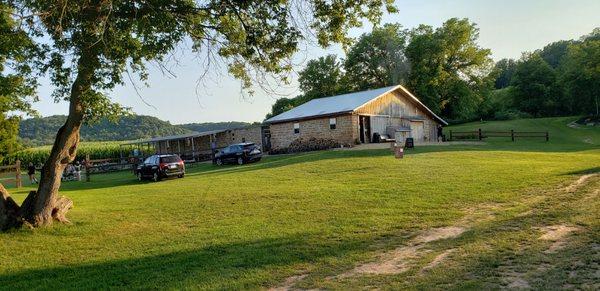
[265,86,398,123]
[120,129,228,145]
[265,85,447,125]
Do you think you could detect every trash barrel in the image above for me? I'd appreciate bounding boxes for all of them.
[394,145,404,159]
[405,137,414,149]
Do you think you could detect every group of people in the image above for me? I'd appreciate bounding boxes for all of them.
[26,161,83,184]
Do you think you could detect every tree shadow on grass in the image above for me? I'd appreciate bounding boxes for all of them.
[0,232,369,290]
[564,167,600,175]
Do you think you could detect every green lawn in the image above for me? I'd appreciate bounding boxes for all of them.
[1,117,599,290]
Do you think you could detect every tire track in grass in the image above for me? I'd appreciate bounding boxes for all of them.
[269,174,597,290]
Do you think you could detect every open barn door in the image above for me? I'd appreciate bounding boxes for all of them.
[359,116,371,143]
[370,116,389,139]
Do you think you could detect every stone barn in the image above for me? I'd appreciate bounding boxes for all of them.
[264,85,447,151]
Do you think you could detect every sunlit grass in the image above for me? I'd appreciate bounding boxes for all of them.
[0,117,598,289]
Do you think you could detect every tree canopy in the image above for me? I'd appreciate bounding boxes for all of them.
[1,0,397,229]
[510,53,560,117]
[0,3,39,159]
[405,18,494,120]
[298,55,346,99]
[344,23,409,91]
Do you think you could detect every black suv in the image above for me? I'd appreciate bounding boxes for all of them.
[136,154,185,181]
[214,143,262,165]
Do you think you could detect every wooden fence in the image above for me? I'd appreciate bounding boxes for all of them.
[0,160,22,188]
[84,156,136,182]
[83,155,200,182]
[449,129,549,142]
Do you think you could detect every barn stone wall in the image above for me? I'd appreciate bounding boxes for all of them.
[229,126,263,148]
[269,114,357,150]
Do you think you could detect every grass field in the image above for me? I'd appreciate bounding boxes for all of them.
[1,117,598,290]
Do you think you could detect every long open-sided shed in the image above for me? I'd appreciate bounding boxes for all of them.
[119,126,264,162]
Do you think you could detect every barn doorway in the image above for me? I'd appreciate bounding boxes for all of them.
[359,115,371,143]
[410,121,424,142]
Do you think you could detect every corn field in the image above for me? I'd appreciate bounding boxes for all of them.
[1,141,125,166]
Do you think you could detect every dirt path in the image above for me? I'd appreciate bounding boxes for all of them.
[337,227,466,278]
[268,174,597,290]
[564,173,598,192]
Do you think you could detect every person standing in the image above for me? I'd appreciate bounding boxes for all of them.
[437,125,444,142]
[27,163,38,184]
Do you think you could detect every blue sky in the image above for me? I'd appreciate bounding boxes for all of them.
[32,0,600,124]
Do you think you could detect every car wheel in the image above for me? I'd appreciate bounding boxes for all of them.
[178,173,184,178]
[153,172,160,182]
[216,158,222,166]
[237,157,244,165]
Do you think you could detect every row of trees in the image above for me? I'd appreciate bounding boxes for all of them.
[268,18,495,121]
[268,20,599,122]
[491,29,600,119]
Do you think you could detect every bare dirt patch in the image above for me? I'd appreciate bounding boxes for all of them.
[538,224,581,253]
[269,274,307,291]
[421,249,456,272]
[344,246,421,276]
[564,174,598,193]
[338,227,465,277]
[413,227,466,244]
[505,275,531,289]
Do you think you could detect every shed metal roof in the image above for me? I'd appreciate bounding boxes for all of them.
[265,85,447,125]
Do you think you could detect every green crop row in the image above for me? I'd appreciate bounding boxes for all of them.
[1,142,126,166]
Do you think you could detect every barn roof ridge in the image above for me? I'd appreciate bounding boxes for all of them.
[265,85,447,125]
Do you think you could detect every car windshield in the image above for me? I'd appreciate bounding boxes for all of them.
[160,156,180,163]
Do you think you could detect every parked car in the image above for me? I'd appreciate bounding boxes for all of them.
[214,143,262,165]
[135,154,185,181]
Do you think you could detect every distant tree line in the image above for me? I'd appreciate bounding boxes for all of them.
[267,19,600,123]
[489,29,600,119]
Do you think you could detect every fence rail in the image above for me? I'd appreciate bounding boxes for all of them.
[0,160,22,188]
[449,129,549,142]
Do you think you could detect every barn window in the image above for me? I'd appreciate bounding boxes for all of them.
[294,123,300,134]
[329,118,336,129]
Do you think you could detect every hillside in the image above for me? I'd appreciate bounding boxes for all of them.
[178,121,254,133]
[446,116,599,151]
[18,116,257,146]
[19,115,192,146]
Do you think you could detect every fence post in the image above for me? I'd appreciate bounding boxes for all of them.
[449,130,453,141]
[85,154,91,182]
[545,131,549,142]
[478,128,482,141]
[511,130,515,142]
[15,159,22,188]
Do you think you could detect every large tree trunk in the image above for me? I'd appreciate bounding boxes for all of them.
[0,53,95,230]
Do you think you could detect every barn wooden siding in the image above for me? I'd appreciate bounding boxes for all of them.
[354,90,438,142]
